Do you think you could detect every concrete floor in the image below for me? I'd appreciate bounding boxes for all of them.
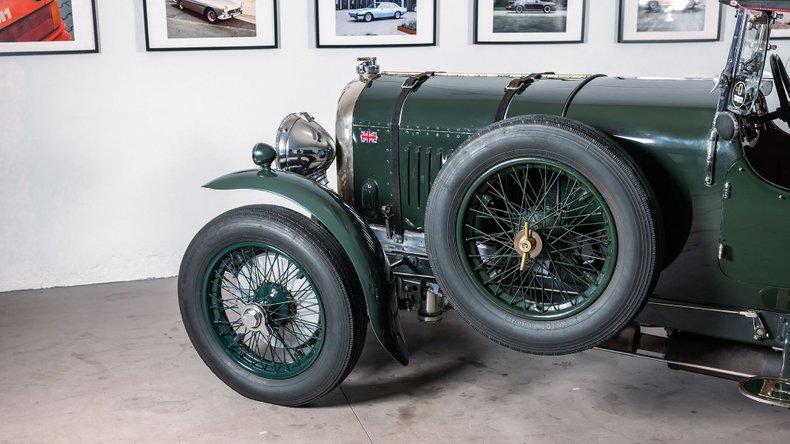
[1,278,788,443]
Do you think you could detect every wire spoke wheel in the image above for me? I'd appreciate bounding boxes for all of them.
[203,242,325,379]
[457,158,617,320]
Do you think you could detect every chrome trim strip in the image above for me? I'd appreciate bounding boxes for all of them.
[336,79,368,205]
[379,71,710,81]
[380,71,592,80]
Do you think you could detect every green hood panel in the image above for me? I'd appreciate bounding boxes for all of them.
[351,74,585,229]
[350,74,718,235]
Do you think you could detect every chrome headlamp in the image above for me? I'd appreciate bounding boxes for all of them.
[275,113,336,185]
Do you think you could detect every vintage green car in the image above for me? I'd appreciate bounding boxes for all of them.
[179,0,790,408]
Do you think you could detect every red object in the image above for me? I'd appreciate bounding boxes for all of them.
[726,1,790,13]
[0,0,72,42]
[360,131,379,144]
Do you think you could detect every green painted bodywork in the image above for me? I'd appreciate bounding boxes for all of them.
[349,73,790,336]
[352,76,588,230]
[721,160,790,289]
[204,169,408,365]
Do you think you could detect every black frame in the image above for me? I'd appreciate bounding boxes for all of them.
[143,0,279,51]
[315,0,437,48]
[617,0,723,43]
[0,0,99,57]
[473,0,587,45]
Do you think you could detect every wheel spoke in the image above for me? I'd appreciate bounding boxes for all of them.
[203,243,325,379]
[459,159,617,320]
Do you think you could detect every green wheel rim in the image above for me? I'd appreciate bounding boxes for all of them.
[456,158,618,320]
[202,242,325,379]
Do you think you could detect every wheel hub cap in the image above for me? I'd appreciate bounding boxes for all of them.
[253,283,296,329]
[513,222,543,271]
[241,306,264,329]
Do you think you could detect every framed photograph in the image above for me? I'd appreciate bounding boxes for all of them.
[773,14,790,40]
[0,0,98,56]
[143,0,278,51]
[619,0,722,43]
[475,0,586,44]
[316,0,436,48]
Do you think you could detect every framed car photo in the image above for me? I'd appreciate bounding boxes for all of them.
[475,0,586,44]
[773,14,790,40]
[316,0,436,48]
[0,0,98,56]
[619,0,722,43]
[143,0,278,51]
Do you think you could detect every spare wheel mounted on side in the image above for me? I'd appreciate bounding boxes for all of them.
[425,115,663,355]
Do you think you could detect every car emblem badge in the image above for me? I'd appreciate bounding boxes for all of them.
[360,130,379,144]
[732,81,747,108]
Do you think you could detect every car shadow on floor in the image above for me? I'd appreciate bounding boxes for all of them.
[311,313,507,407]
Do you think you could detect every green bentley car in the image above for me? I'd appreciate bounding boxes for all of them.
[179,0,790,408]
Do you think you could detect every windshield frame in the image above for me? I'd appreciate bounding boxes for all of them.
[727,9,774,115]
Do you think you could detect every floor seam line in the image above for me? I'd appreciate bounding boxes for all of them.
[339,385,374,444]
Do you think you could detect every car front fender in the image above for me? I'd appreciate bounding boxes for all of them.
[204,168,409,365]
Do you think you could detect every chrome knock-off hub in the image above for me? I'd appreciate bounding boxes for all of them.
[241,305,265,330]
[514,222,543,271]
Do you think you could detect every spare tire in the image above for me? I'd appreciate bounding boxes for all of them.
[425,115,662,355]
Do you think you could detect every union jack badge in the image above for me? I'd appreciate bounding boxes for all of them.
[360,130,378,144]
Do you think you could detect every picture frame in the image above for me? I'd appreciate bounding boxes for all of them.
[143,0,279,51]
[0,0,99,56]
[474,0,587,45]
[316,0,436,48]
[618,0,722,43]
[772,14,790,40]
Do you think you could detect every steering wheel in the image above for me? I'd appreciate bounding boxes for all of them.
[769,54,790,124]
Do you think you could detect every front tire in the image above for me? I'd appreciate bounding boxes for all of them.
[515,5,524,13]
[177,0,184,10]
[364,12,374,22]
[205,8,218,23]
[425,115,661,355]
[178,205,367,406]
[543,5,552,13]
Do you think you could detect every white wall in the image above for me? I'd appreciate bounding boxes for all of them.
[1,0,788,292]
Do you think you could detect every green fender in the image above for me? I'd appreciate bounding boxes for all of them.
[204,168,409,365]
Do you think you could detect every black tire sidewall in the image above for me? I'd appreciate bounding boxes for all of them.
[179,206,358,406]
[205,9,217,23]
[365,12,373,22]
[425,116,658,354]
